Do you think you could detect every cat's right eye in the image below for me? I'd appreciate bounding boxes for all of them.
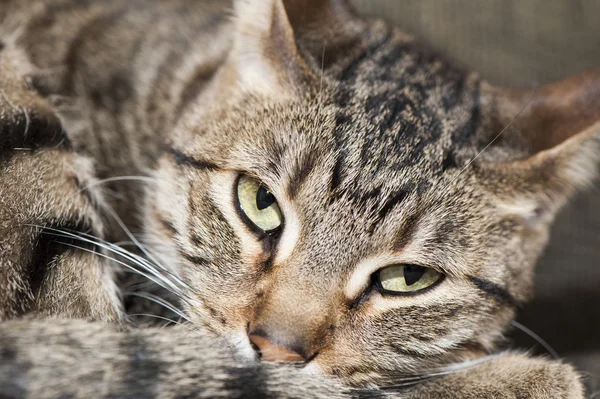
[236,175,283,234]
[375,264,443,295]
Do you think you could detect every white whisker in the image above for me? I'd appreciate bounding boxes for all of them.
[32,226,187,299]
[380,354,499,389]
[511,320,560,360]
[442,89,538,194]
[38,224,188,294]
[101,203,177,287]
[70,175,159,199]
[124,291,190,322]
[126,313,187,328]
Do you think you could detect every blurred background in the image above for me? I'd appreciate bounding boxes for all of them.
[351,0,600,393]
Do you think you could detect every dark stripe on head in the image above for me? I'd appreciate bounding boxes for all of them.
[367,188,410,233]
[337,30,394,83]
[440,149,458,171]
[168,147,219,170]
[330,111,352,195]
[287,151,318,199]
[195,295,228,325]
[468,276,519,308]
[334,31,394,107]
[451,80,481,147]
[348,186,381,207]
[392,208,422,251]
[431,219,457,246]
[329,152,345,196]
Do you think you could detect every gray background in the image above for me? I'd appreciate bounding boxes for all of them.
[351,0,599,392]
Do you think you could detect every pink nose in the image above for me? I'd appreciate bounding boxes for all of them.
[248,334,305,362]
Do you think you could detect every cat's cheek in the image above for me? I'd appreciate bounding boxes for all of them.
[272,207,300,267]
[364,278,469,315]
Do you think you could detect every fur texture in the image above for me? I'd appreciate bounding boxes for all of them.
[0,0,598,397]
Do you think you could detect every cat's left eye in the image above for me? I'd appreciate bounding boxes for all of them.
[376,264,443,295]
[236,175,283,234]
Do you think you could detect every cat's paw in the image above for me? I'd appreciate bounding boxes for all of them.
[0,45,121,321]
[526,359,586,399]
[403,353,585,399]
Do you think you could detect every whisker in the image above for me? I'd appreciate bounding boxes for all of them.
[33,226,186,299]
[31,226,210,335]
[448,92,536,187]
[126,314,208,338]
[113,240,137,247]
[511,320,560,360]
[126,313,188,328]
[125,278,163,292]
[37,225,189,295]
[101,203,176,288]
[379,354,499,389]
[56,240,181,297]
[44,228,200,313]
[124,291,190,322]
[71,175,159,200]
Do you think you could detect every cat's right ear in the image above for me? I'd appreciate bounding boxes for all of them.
[283,0,358,29]
[480,70,600,222]
[225,0,316,97]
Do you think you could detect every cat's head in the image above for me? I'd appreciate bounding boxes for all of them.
[145,0,600,385]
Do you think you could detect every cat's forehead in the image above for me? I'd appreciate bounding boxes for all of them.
[241,35,482,199]
[326,30,481,184]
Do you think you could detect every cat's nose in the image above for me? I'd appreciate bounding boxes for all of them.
[248,333,306,362]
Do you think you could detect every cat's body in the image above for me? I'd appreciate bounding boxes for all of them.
[0,0,599,397]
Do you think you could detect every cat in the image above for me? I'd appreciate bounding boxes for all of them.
[0,0,599,397]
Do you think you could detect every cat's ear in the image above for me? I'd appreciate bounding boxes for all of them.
[227,0,314,96]
[283,0,358,29]
[481,70,600,220]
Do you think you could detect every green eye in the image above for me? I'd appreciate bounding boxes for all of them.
[377,264,442,294]
[236,175,283,233]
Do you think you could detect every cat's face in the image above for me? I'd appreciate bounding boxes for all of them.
[145,0,600,386]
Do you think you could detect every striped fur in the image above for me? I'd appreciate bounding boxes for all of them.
[0,0,598,397]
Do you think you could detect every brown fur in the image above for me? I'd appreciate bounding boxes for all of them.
[0,0,598,397]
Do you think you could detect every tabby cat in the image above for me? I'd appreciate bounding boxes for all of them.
[0,0,598,397]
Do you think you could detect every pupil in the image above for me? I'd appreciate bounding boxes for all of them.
[404,265,425,286]
[256,186,275,210]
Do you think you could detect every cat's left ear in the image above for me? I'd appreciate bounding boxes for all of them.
[227,0,315,96]
[481,70,600,218]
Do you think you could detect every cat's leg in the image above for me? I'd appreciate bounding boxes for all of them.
[0,40,122,321]
[0,319,584,399]
[403,352,585,399]
[0,318,353,399]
